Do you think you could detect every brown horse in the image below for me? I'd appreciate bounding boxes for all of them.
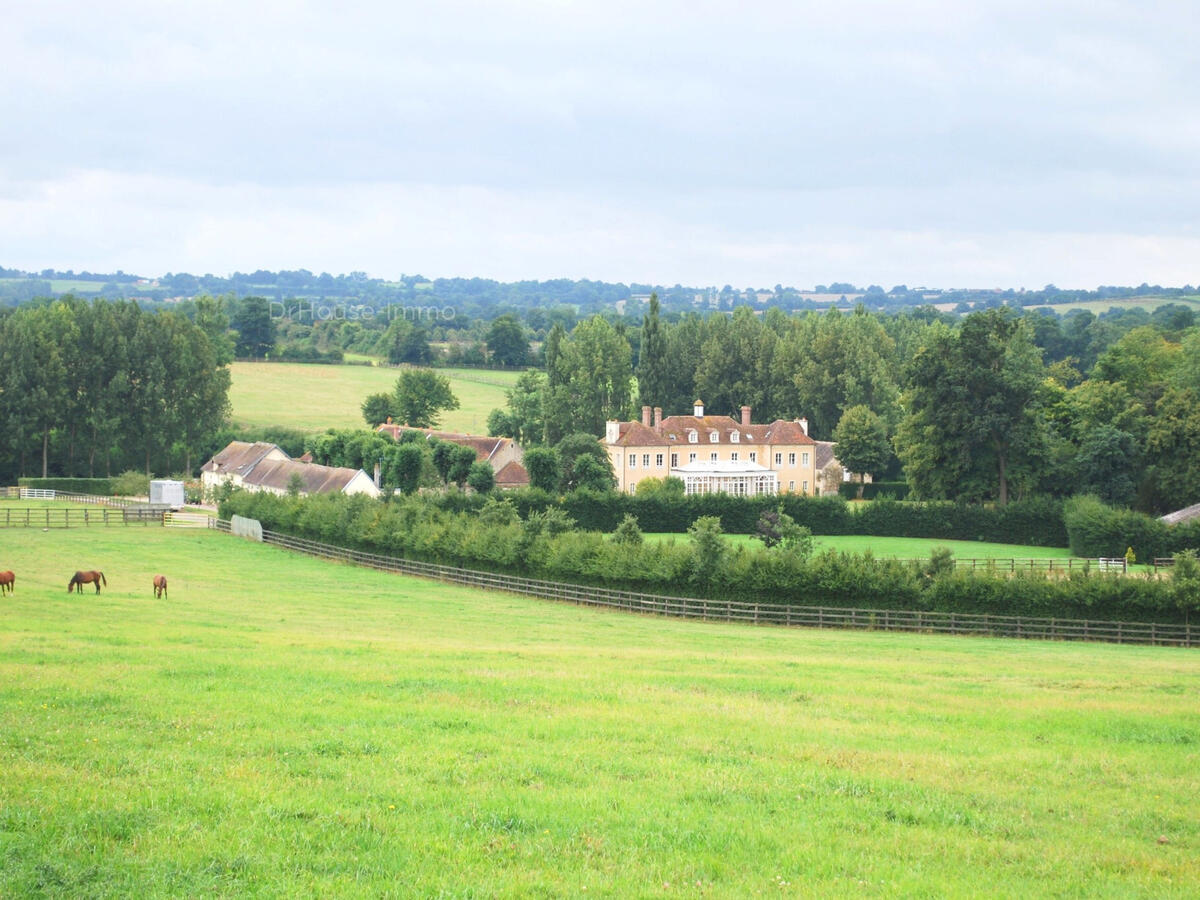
[0,571,13,595]
[153,574,168,599]
[68,570,106,594]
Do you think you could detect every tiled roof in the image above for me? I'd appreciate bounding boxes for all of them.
[244,459,365,494]
[611,421,669,447]
[813,440,838,470]
[376,425,515,462]
[494,460,530,486]
[653,415,814,446]
[1160,502,1200,525]
[200,441,281,476]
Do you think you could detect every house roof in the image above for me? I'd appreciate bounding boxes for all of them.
[1160,502,1200,525]
[244,458,368,494]
[494,460,530,486]
[200,441,282,476]
[813,440,838,470]
[609,421,670,447]
[654,415,815,446]
[376,424,517,462]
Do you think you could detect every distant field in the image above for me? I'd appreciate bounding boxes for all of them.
[1,526,1198,895]
[228,361,513,433]
[644,532,1074,559]
[1028,296,1200,315]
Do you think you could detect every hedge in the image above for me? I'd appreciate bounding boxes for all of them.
[219,490,1196,623]
[1064,495,1200,561]
[16,477,115,495]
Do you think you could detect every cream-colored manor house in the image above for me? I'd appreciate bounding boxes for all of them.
[604,402,823,496]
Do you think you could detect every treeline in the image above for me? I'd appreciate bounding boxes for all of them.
[484,300,1200,514]
[0,298,232,482]
[219,491,1200,623]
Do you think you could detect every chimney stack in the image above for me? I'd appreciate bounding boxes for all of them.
[694,399,705,417]
[653,407,662,428]
[741,405,752,427]
[641,405,652,427]
[798,416,809,436]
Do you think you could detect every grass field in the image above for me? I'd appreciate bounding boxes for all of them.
[645,532,1075,559]
[1,527,1197,895]
[1027,296,1200,316]
[229,362,517,433]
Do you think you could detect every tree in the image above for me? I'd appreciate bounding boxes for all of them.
[556,433,613,492]
[391,369,460,428]
[386,443,425,494]
[485,314,529,367]
[194,294,236,365]
[486,408,520,439]
[1144,387,1200,511]
[448,445,477,487]
[362,393,395,427]
[832,405,891,498]
[571,454,614,493]
[687,515,727,585]
[233,296,275,358]
[1074,425,1139,507]
[611,513,643,545]
[286,472,305,497]
[542,316,632,438]
[466,461,495,493]
[637,293,669,408]
[523,446,561,493]
[896,309,1046,504]
[396,325,433,366]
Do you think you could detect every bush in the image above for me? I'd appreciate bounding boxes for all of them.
[837,480,911,501]
[16,477,114,495]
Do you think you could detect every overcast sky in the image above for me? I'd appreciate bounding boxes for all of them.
[2,0,1198,288]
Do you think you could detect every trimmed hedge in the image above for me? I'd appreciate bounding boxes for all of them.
[219,490,1195,622]
[16,477,115,495]
[1064,495,1200,561]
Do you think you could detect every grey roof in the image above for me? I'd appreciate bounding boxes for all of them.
[1160,503,1200,525]
[814,440,838,470]
[244,458,366,494]
[200,441,281,476]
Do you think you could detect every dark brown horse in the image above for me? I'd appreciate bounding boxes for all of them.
[68,570,106,594]
[0,571,13,595]
[153,574,168,599]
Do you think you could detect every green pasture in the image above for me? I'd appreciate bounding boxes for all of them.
[1027,295,1200,316]
[229,361,511,433]
[644,532,1075,559]
[1,527,1197,896]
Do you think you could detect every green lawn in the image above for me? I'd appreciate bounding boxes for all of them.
[229,361,512,433]
[645,532,1075,559]
[1,527,1197,895]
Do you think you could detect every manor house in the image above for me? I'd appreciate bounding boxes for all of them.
[603,402,822,496]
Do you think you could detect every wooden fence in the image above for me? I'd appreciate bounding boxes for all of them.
[895,557,1125,574]
[0,507,165,527]
[207,519,1196,648]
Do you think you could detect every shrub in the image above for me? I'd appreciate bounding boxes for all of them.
[111,470,151,497]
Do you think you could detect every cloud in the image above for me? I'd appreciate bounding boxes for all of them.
[1,1,1197,285]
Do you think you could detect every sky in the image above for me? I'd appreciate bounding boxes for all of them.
[2,0,1198,289]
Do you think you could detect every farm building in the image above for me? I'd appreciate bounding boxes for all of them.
[376,422,530,489]
[201,441,380,498]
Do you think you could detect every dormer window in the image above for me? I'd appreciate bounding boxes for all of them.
[709,430,719,443]
[687,429,697,443]
[731,430,740,443]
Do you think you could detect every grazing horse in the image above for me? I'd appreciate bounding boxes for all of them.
[153,574,168,599]
[68,570,106,594]
[0,571,13,595]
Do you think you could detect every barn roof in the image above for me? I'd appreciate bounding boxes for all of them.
[1160,502,1200,525]
[200,441,282,476]
[494,460,530,487]
[244,459,366,494]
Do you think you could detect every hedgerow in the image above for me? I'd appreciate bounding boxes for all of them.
[220,491,1196,622]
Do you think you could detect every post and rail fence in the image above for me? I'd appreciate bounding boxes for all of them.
[206,518,1196,649]
[0,506,166,527]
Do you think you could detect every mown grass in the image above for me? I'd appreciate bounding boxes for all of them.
[1,527,1198,896]
[229,361,511,434]
[644,532,1074,559]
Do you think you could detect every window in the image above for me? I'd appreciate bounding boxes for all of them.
[789,481,795,491]
[802,480,809,493]
[731,430,740,443]
[731,452,739,462]
[615,453,621,467]
[688,452,697,463]
[789,452,796,466]
[710,452,718,462]
[709,431,719,443]
[655,453,663,467]
[774,452,782,465]
[670,453,678,467]
[802,452,810,466]
[642,454,650,467]
[688,430,697,443]
[630,455,637,468]
[749,452,757,463]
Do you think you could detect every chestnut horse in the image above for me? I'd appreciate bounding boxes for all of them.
[0,571,13,595]
[68,570,106,594]
[153,574,168,599]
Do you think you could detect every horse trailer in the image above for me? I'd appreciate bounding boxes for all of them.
[149,479,186,510]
